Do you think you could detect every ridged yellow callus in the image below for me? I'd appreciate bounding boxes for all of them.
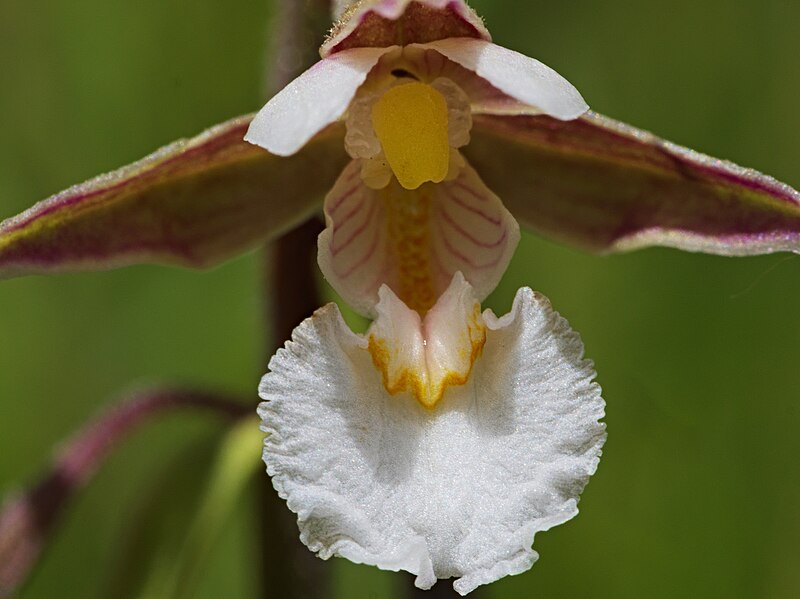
[371,82,450,190]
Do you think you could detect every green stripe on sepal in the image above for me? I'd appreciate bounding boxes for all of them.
[0,117,348,279]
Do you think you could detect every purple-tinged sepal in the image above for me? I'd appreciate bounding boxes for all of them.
[324,0,490,57]
[0,116,348,280]
[466,111,800,255]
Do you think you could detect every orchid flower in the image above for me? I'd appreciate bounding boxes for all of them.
[1,0,800,596]
[248,2,606,594]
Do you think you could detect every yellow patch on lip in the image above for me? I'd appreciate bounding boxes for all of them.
[367,301,486,409]
[371,81,450,191]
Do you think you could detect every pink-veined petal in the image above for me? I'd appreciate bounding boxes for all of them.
[317,161,390,316]
[245,47,393,157]
[465,112,800,255]
[0,117,348,279]
[317,159,520,317]
[323,0,490,57]
[424,38,588,121]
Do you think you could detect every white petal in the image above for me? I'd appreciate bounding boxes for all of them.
[342,53,476,159]
[259,287,606,595]
[428,163,520,302]
[316,160,390,317]
[317,159,520,317]
[395,44,543,117]
[245,47,394,156]
[423,38,588,120]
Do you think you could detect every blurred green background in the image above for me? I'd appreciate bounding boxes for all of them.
[1,0,799,597]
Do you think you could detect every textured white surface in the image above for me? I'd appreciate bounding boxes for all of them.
[245,47,393,156]
[425,38,588,121]
[258,286,606,594]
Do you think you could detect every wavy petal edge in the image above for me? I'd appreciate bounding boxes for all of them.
[258,286,605,595]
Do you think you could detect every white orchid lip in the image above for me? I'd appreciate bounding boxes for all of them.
[259,274,606,595]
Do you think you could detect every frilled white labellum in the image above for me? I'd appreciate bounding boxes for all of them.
[317,160,520,318]
[258,275,606,595]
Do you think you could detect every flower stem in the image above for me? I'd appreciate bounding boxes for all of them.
[257,1,331,597]
[259,219,327,599]
[0,388,248,599]
[266,0,331,94]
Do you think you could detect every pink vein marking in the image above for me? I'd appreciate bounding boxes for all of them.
[438,205,507,248]
[454,180,489,203]
[328,180,361,217]
[331,199,378,257]
[444,189,502,226]
[333,197,367,233]
[436,219,503,270]
[339,215,382,278]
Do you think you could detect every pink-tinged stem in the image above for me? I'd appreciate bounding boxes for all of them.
[258,1,331,598]
[267,0,332,95]
[260,219,328,599]
[0,388,248,598]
